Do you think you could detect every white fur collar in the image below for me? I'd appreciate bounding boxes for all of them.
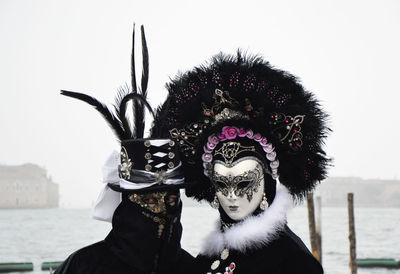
[200,184,293,256]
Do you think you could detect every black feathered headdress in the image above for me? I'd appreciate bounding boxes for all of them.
[151,52,330,201]
[61,25,185,193]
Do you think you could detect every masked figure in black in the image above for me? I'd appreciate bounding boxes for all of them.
[151,52,330,274]
[55,26,193,274]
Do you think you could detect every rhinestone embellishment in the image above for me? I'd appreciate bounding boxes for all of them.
[211,260,220,270]
[119,146,133,179]
[220,249,229,260]
[224,262,236,274]
[208,248,237,273]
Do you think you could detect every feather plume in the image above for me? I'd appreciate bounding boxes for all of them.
[130,23,138,138]
[130,23,137,93]
[133,25,150,138]
[140,25,149,98]
[114,84,133,137]
[119,93,155,136]
[151,51,331,201]
[60,90,127,140]
[61,24,154,141]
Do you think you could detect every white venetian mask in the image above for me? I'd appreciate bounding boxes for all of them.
[212,157,265,221]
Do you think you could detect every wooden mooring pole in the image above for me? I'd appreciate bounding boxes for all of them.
[307,193,322,262]
[348,193,357,274]
[315,195,322,263]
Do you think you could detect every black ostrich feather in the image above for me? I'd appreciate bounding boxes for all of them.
[130,23,139,137]
[151,51,331,201]
[114,84,133,137]
[130,23,137,94]
[130,25,149,138]
[140,25,149,98]
[61,90,127,140]
[60,89,155,141]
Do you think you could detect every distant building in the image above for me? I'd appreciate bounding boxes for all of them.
[0,164,59,208]
[318,177,400,207]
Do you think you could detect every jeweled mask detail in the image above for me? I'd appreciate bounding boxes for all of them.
[202,126,280,180]
[202,89,240,118]
[128,191,180,215]
[214,142,255,165]
[213,158,266,220]
[270,113,305,151]
[212,160,264,202]
[169,121,210,163]
[119,146,133,179]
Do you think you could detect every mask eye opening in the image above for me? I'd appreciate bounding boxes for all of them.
[236,180,251,189]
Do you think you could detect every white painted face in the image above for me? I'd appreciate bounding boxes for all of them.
[212,158,265,221]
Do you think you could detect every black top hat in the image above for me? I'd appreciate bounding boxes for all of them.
[106,138,184,193]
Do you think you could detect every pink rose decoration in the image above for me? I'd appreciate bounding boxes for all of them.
[260,138,268,146]
[253,133,262,141]
[263,143,274,153]
[238,128,247,137]
[202,153,213,163]
[226,129,238,140]
[270,160,279,169]
[246,129,254,139]
[208,135,219,145]
[206,142,216,150]
[218,133,227,141]
[267,151,277,161]
[222,126,238,140]
[203,145,212,154]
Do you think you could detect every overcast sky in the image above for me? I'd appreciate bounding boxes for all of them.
[1,0,399,207]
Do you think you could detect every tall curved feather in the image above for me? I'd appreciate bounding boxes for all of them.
[61,90,127,140]
[131,23,137,93]
[140,25,149,98]
[132,25,149,138]
[114,84,133,137]
[131,23,138,136]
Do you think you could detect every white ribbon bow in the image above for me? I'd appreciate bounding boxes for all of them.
[91,150,122,222]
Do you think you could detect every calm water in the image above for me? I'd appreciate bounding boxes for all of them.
[0,206,399,274]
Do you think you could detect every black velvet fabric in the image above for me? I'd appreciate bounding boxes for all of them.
[194,226,323,274]
[54,199,194,274]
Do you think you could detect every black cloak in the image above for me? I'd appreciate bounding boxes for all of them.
[54,198,194,274]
